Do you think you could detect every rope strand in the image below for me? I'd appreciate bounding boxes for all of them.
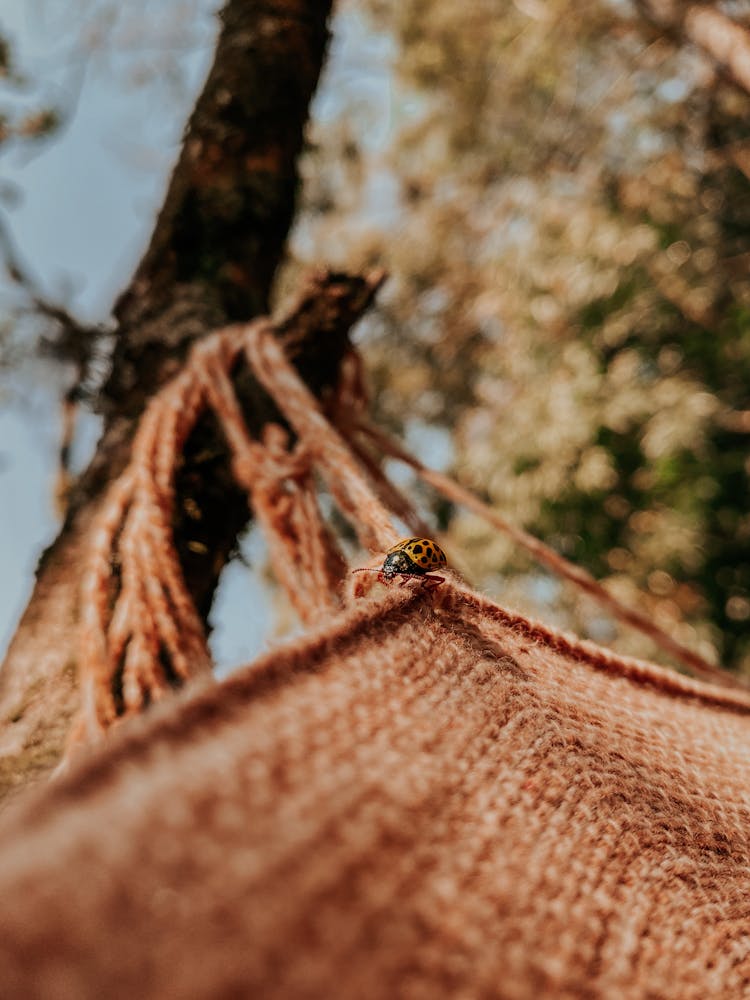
[76,319,377,739]
[349,417,745,690]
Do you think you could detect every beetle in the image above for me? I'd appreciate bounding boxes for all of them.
[352,537,447,591]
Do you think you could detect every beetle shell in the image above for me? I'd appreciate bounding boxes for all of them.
[381,537,447,579]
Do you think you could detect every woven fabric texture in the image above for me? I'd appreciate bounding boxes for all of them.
[1,581,749,999]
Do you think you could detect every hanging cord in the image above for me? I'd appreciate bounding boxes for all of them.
[329,352,433,539]
[79,359,213,735]
[197,341,345,623]
[77,319,402,741]
[244,325,399,554]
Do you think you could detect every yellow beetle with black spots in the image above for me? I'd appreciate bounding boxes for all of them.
[353,537,447,591]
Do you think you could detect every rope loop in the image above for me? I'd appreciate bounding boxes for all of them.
[76,318,397,740]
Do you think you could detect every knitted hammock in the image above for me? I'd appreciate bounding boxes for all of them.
[1,314,749,998]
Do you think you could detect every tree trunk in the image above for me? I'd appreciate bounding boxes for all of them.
[0,0,337,801]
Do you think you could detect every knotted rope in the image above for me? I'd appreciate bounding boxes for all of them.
[78,320,399,739]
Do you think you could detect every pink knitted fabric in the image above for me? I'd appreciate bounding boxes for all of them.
[0,581,749,998]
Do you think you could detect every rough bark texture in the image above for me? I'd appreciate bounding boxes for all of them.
[1,582,749,998]
[0,0,336,801]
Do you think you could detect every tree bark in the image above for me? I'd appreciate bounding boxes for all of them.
[0,0,339,802]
